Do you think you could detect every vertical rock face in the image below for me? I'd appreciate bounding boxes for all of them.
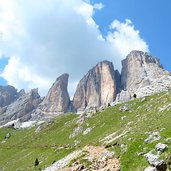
[115,50,171,103]
[0,85,17,107]
[38,73,70,114]
[114,70,122,93]
[73,61,116,112]
[121,50,170,91]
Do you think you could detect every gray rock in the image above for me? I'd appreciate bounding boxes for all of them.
[144,132,161,143]
[114,69,122,93]
[0,88,42,126]
[144,152,167,170]
[73,61,117,112]
[116,50,171,103]
[144,166,156,171]
[69,126,83,138]
[83,127,95,135]
[99,105,106,112]
[43,150,82,171]
[121,50,169,91]
[73,140,81,147]
[76,112,93,125]
[120,144,127,154]
[115,90,131,103]
[144,152,159,166]
[37,73,70,115]
[119,104,131,112]
[0,85,17,107]
[5,133,11,139]
[155,143,168,152]
[98,151,115,162]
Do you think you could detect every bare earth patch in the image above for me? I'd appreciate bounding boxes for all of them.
[59,146,120,171]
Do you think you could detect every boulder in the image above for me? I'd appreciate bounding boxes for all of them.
[155,143,168,152]
[144,152,167,171]
[119,104,131,112]
[144,132,161,143]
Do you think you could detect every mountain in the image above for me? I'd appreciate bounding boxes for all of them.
[0,50,171,125]
[0,50,171,171]
[121,50,168,91]
[73,60,116,112]
[35,73,70,115]
[115,51,171,103]
[0,88,42,125]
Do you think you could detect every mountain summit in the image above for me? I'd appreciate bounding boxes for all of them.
[0,51,171,125]
[73,60,116,112]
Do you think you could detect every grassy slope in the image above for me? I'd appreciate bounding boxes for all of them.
[0,90,171,171]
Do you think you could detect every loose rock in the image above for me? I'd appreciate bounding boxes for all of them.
[119,104,131,112]
[144,132,161,143]
[155,143,168,152]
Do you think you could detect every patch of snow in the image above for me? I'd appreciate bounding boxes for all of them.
[20,121,37,128]
[0,119,19,128]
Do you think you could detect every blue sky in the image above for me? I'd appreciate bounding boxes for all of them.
[92,0,171,71]
[0,0,170,95]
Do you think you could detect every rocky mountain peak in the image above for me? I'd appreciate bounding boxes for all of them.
[126,50,161,66]
[121,50,170,91]
[0,88,42,125]
[115,50,171,103]
[0,85,17,107]
[73,60,116,112]
[38,73,70,115]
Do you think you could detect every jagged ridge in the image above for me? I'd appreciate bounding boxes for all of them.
[0,50,171,125]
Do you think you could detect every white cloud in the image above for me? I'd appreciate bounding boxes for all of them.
[0,0,149,97]
[1,56,51,94]
[94,3,104,10]
[106,19,149,69]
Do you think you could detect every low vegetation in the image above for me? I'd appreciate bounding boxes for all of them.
[0,90,171,170]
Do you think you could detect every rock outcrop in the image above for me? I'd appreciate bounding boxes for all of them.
[115,50,171,103]
[121,50,170,91]
[37,73,70,115]
[73,61,116,112]
[0,85,17,107]
[0,88,42,125]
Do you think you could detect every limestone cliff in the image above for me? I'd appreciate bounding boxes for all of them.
[38,73,70,115]
[73,61,116,112]
[115,50,171,103]
[121,50,169,91]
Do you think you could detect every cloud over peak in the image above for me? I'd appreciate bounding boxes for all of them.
[0,0,149,96]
